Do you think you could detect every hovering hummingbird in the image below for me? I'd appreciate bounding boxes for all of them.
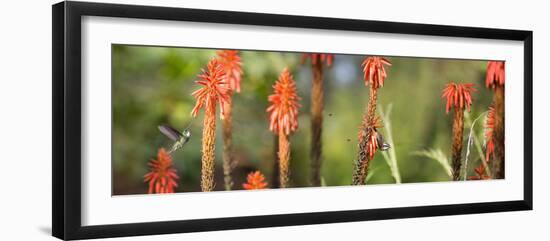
[375,129,391,151]
[158,124,191,154]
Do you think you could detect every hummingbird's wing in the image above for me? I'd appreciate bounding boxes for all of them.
[158,124,183,141]
[376,132,384,149]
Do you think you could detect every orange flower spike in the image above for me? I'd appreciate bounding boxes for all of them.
[361,57,391,89]
[442,82,475,181]
[302,53,334,186]
[486,61,505,88]
[192,58,230,191]
[302,53,334,66]
[485,61,505,179]
[144,148,179,194]
[441,82,476,113]
[266,68,301,136]
[217,50,243,93]
[242,171,268,190]
[191,58,230,118]
[268,68,300,188]
[216,50,243,190]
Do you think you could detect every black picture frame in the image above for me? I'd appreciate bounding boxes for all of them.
[52,1,533,240]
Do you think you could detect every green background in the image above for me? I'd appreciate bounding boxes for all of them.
[112,44,494,195]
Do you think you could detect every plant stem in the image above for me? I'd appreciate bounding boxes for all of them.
[378,104,401,183]
[463,112,486,180]
[271,135,280,188]
[352,86,378,185]
[201,102,216,191]
[278,129,290,188]
[310,61,324,186]
[451,108,465,181]
[222,96,234,191]
[471,124,489,172]
[492,86,505,179]
[352,138,370,185]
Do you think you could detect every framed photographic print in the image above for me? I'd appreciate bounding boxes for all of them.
[52,1,533,240]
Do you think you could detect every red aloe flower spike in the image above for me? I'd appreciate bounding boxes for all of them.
[441,81,476,181]
[361,57,391,89]
[486,61,505,88]
[302,53,334,186]
[468,164,491,180]
[267,68,301,136]
[267,68,301,188]
[441,82,476,113]
[191,58,230,191]
[216,50,243,191]
[301,53,334,66]
[353,57,391,185]
[190,58,230,118]
[217,50,243,93]
[242,171,268,190]
[485,60,505,179]
[144,148,179,194]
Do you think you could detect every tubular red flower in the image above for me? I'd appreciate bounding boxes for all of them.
[486,61,505,88]
[267,68,301,136]
[144,148,179,194]
[358,116,383,160]
[191,58,230,118]
[361,57,391,89]
[242,171,268,190]
[217,50,243,93]
[301,53,334,66]
[441,82,476,113]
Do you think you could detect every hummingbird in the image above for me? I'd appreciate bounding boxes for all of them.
[158,124,192,154]
[375,129,391,151]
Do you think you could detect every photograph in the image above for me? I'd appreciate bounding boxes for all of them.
[0,0,542,240]
[111,45,505,195]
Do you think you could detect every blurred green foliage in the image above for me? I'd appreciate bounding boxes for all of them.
[112,44,493,195]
